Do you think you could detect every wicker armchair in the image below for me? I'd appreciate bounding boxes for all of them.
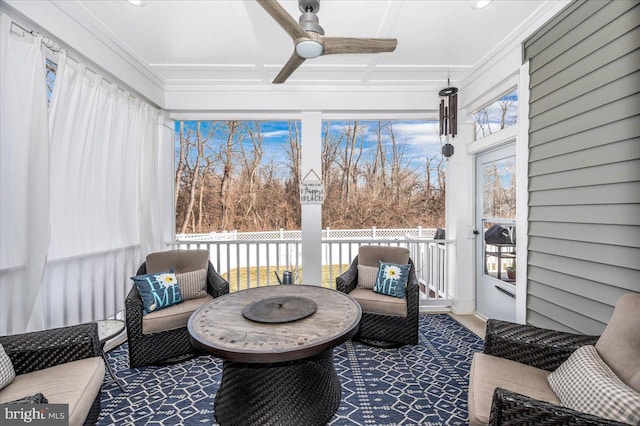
[126,250,229,367]
[469,292,640,425]
[336,246,419,347]
[0,323,103,425]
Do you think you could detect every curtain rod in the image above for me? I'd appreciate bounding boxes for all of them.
[7,16,162,110]
[6,18,160,109]
[10,20,62,53]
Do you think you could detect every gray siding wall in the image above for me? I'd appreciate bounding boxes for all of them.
[523,0,640,335]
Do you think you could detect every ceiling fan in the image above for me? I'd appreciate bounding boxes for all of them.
[257,0,397,84]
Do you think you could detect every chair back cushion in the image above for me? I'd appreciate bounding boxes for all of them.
[358,246,410,267]
[595,292,640,391]
[145,250,209,274]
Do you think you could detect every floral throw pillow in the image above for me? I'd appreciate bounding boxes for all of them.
[131,272,183,315]
[373,261,411,298]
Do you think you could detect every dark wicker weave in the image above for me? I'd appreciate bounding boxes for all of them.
[482,320,619,426]
[489,388,629,426]
[0,323,102,425]
[484,319,598,371]
[214,349,341,426]
[125,261,229,368]
[336,256,419,347]
[6,393,48,404]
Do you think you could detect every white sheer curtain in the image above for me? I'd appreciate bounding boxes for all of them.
[0,17,50,335]
[43,52,162,329]
[0,23,164,334]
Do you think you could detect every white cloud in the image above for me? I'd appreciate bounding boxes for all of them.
[391,121,442,146]
[261,130,289,139]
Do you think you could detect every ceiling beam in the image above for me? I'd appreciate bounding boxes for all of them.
[362,0,402,83]
[228,0,270,84]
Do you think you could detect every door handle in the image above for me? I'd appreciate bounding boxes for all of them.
[494,285,516,299]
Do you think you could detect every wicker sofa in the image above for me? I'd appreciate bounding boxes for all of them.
[336,245,419,347]
[0,323,104,426]
[125,250,229,367]
[468,292,640,425]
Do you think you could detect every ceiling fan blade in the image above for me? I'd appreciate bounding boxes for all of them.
[273,52,306,84]
[322,37,397,55]
[256,0,308,41]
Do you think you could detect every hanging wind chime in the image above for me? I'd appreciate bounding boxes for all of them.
[439,79,458,158]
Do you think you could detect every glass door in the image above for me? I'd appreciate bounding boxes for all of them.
[475,144,516,321]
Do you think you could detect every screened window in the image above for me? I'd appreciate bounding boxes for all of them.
[321,120,445,229]
[174,120,301,234]
[474,89,518,140]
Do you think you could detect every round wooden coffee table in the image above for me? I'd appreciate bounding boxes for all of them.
[188,285,361,426]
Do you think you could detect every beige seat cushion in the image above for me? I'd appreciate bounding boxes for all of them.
[595,292,640,392]
[142,295,213,334]
[468,352,560,426]
[349,287,407,317]
[0,357,104,426]
[146,249,209,274]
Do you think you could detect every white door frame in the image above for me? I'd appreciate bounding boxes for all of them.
[474,144,517,322]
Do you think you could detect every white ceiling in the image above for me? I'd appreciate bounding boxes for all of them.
[61,0,553,88]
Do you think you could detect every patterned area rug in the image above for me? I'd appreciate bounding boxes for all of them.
[97,314,483,425]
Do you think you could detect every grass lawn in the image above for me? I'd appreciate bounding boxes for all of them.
[222,264,349,292]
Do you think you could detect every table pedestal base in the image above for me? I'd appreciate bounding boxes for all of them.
[214,349,341,426]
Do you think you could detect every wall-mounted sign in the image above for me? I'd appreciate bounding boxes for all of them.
[300,169,324,204]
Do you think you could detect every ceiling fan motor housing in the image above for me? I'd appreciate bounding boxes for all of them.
[299,13,324,34]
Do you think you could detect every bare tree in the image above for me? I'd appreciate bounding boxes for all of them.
[179,121,204,233]
[498,98,516,129]
[175,121,187,208]
[197,156,214,232]
[475,109,492,139]
[338,121,365,205]
[219,121,239,230]
[321,121,341,186]
[237,122,265,226]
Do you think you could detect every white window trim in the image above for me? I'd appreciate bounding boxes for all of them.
[515,62,530,324]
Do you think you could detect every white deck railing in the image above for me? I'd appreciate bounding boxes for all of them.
[172,228,452,309]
